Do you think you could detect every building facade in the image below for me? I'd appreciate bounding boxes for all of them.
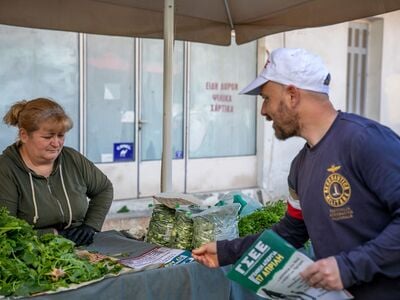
[1,10,399,215]
[261,10,400,201]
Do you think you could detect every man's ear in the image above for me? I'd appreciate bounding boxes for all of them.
[285,85,301,108]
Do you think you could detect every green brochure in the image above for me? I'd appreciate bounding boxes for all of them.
[227,230,353,300]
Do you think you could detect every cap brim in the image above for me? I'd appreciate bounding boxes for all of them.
[239,76,269,95]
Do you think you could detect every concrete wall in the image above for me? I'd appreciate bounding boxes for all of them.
[259,11,400,201]
[380,11,400,133]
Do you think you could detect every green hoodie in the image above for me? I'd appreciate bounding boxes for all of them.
[0,143,113,232]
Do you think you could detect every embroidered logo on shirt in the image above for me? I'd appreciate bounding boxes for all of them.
[323,165,351,208]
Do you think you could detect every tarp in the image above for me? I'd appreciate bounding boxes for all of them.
[0,0,400,46]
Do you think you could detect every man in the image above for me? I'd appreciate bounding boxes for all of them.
[192,48,400,299]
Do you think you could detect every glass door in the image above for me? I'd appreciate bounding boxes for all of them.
[86,34,137,200]
[138,39,185,197]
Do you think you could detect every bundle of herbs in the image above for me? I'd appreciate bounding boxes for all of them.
[170,206,202,250]
[0,208,122,297]
[191,203,240,249]
[145,204,176,246]
[238,200,315,258]
[238,200,286,237]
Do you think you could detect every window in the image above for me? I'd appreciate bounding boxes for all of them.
[0,24,259,199]
[0,25,79,152]
[86,35,135,163]
[346,22,369,115]
[189,41,257,158]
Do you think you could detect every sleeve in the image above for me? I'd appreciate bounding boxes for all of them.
[335,125,400,287]
[272,153,309,248]
[0,159,19,216]
[272,211,309,249]
[217,233,261,266]
[75,153,113,231]
[216,155,310,266]
[216,211,309,266]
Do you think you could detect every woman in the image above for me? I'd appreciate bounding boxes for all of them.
[0,98,113,246]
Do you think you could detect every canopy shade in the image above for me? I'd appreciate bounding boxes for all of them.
[0,0,400,45]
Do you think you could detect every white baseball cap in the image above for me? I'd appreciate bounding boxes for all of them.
[240,48,331,95]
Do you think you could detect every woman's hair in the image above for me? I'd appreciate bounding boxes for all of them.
[3,98,73,134]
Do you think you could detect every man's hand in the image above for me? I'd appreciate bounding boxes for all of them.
[300,256,343,290]
[192,242,220,268]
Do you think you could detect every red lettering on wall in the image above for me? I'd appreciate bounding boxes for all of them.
[220,82,238,90]
[206,82,219,90]
[205,81,238,113]
[210,104,234,113]
[212,94,232,102]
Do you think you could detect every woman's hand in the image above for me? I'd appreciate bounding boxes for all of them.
[61,224,97,246]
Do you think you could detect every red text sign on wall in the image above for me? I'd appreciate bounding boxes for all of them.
[206,81,238,113]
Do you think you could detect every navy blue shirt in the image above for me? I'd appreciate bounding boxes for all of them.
[218,112,400,299]
[284,111,400,298]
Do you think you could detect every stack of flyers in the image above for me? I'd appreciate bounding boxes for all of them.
[227,230,353,300]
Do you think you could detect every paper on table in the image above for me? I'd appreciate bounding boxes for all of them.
[118,247,194,272]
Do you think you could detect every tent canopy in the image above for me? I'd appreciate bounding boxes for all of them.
[0,0,400,45]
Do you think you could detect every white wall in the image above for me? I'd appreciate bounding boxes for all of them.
[380,10,400,133]
[260,11,400,201]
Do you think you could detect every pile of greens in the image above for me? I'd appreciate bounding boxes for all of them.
[238,200,286,237]
[192,203,240,249]
[170,206,195,250]
[146,204,176,246]
[192,217,216,249]
[0,208,122,297]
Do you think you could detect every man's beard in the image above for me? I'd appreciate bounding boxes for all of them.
[273,101,300,140]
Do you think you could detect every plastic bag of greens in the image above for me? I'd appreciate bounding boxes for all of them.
[170,205,204,250]
[191,203,240,249]
[215,191,262,217]
[145,204,176,246]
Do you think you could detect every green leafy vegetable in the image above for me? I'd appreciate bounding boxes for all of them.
[0,208,122,297]
[170,207,195,250]
[192,218,216,249]
[238,200,286,237]
[145,204,176,246]
[117,205,130,213]
[192,204,240,248]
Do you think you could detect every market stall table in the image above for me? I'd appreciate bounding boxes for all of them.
[25,230,263,300]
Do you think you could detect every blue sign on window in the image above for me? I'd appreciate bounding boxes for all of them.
[113,142,134,161]
[175,150,183,159]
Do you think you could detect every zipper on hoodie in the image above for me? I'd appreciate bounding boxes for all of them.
[46,178,65,224]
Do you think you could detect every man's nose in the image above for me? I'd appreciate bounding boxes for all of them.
[261,100,268,116]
